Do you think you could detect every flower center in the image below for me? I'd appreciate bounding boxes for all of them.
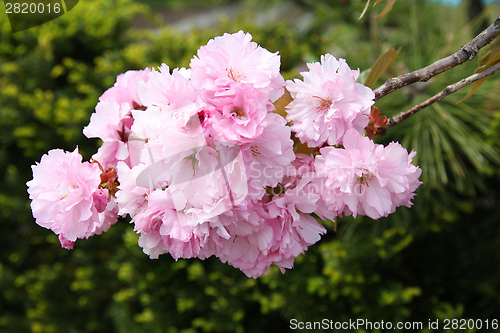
[232,107,245,117]
[251,145,260,156]
[184,153,198,171]
[356,169,373,194]
[227,67,244,82]
[313,96,332,113]
[265,183,285,198]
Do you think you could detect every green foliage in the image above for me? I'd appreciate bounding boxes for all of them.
[1,0,500,332]
[371,1,500,198]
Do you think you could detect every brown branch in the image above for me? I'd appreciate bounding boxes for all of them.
[373,16,500,101]
[383,61,500,130]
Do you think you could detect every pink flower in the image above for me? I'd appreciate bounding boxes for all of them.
[84,69,150,169]
[26,31,426,278]
[189,31,286,144]
[286,54,374,147]
[87,68,151,141]
[93,198,119,236]
[83,100,133,142]
[190,31,285,103]
[132,188,229,260]
[138,65,199,114]
[215,154,327,278]
[205,82,271,143]
[26,148,116,247]
[215,200,277,278]
[132,189,199,259]
[100,68,151,107]
[315,130,422,219]
[241,113,295,199]
[90,140,132,171]
[263,154,326,274]
[215,195,326,278]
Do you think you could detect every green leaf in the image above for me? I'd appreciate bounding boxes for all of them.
[359,0,398,19]
[459,37,500,103]
[375,0,398,19]
[364,48,400,88]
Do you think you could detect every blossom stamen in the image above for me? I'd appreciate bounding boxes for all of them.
[313,96,332,113]
[251,145,260,156]
[232,107,245,117]
[226,67,244,82]
[357,169,373,194]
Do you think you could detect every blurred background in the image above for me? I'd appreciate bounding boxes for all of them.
[1,0,499,332]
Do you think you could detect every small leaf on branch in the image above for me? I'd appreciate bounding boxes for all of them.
[359,0,398,20]
[364,48,401,88]
[478,35,500,66]
[376,0,397,18]
[458,37,500,103]
[384,61,500,131]
[374,17,500,101]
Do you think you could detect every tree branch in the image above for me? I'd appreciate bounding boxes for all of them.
[373,16,500,101]
[383,61,500,130]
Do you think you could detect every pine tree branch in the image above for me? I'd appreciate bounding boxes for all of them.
[373,16,500,101]
[383,61,500,130]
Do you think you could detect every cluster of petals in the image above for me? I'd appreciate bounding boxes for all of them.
[26,148,117,249]
[190,30,285,102]
[92,30,320,276]
[286,54,374,147]
[315,129,423,219]
[83,69,151,169]
[26,31,423,278]
[214,155,327,278]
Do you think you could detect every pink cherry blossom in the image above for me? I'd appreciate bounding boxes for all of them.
[92,198,119,236]
[315,129,422,219]
[26,31,427,278]
[215,155,326,278]
[26,148,117,247]
[263,154,326,271]
[132,188,211,260]
[241,113,295,200]
[84,68,150,169]
[99,68,151,107]
[190,30,285,103]
[217,194,325,278]
[286,54,374,147]
[138,65,199,115]
[131,187,236,261]
[83,100,133,142]
[115,161,152,218]
[205,82,271,143]
[215,199,277,278]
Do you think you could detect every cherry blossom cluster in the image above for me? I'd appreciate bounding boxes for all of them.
[26,31,422,278]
